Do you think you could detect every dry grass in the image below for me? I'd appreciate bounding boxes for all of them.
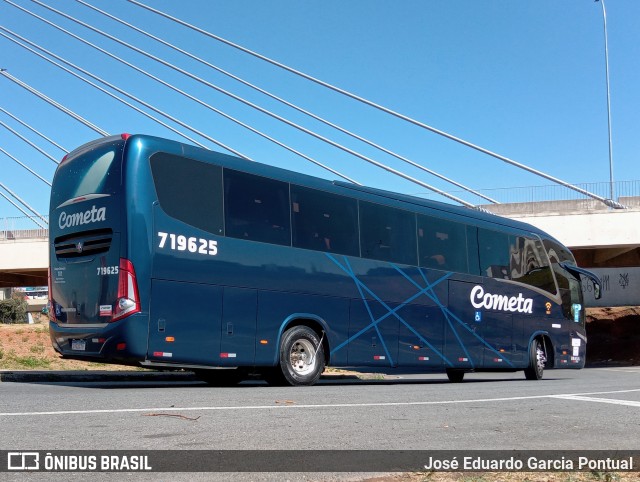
[0,314,135,371]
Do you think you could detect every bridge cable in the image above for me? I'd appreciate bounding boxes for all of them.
[0,119,59,165]
[3,2,360,183]
[0,28,211,152]
[0,107,68,153]
[0,181,48,227]
[1,24,353,185]
[22,0,470,206]
[0,70,108,136]
[0,43,251,162]
[77,0,496,204]
[127,0,626,210]
[0,146,52,186]
[0,190,46,227]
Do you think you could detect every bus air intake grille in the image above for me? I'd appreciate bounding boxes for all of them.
[54,229,113,258]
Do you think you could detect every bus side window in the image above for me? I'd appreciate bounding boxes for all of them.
[291,185,359,256]
[509,236,557,295]
[224,169,291,246]
[359,201,417,266]
[478,229,510,279]
[150,153,224,235]
[417,215,470,273]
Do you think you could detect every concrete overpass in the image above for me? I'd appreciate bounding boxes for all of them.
[0,221,48,290]
[1,197,639,305]
[484,196,640,268]
[483,196,640,307]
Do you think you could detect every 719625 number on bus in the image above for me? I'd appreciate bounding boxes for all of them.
[157,232,218,256]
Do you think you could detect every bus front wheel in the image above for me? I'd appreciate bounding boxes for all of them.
[273,325,325,386]
[524,338,546,380]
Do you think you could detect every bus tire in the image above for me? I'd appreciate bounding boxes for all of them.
[276,325,325,386]
[524,338,545,380]
[446,368,465,383]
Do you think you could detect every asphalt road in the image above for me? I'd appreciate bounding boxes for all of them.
[1,367,639,480]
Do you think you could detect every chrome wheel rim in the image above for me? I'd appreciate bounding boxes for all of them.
[535,346,546,373]
[289,338,316,376]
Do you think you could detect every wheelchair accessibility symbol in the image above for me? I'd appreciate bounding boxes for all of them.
[474,311,482,322]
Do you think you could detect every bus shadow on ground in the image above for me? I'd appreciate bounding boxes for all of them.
[1,369,569,389]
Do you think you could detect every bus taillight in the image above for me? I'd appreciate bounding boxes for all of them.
[112,258,140,322]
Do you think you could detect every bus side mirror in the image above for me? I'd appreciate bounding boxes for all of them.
[559,263,602,301]
[593,281,602,300]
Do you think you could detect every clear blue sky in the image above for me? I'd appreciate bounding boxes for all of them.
[1,0,638,220]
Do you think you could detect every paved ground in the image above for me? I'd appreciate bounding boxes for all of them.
[1,367,639,480]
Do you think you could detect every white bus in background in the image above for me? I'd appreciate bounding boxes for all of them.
[15,287,49,300]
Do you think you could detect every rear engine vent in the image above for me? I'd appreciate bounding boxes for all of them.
[55,229,113,259]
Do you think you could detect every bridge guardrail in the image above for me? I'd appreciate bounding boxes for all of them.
[414,180,640,215]
[0,216,49,241]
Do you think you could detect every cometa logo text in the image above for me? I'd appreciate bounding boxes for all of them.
[470,285,533,314]
[59,205,106,229]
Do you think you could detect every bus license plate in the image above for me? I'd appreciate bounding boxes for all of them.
[71,339,86,351]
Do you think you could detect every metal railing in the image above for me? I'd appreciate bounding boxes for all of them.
[473,180,640,205]
[418,180,640,211]
[0,215,49,241]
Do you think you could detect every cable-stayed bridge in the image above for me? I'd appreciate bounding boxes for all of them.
[2,189,639,306]
[0,1,638,306]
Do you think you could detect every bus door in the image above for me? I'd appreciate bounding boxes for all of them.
[147,279,222,366]
[450,279,523,368]
[480,312,516,367]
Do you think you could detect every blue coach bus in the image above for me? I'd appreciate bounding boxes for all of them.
[48,134,600,385]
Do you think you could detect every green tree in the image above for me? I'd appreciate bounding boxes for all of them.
[0,291,28,324]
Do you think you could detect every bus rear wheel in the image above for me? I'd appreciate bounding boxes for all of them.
[524,338,546,380]
[272,325,325,386]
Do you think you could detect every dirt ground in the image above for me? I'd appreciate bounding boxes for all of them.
[359,473,639,482]
[360,473,640,482]
[0,312,137,371]
[584,306,640,366]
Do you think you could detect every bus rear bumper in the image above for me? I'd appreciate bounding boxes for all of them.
[49,314,148,363]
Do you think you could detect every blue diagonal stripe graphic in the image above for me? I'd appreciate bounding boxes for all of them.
[326,254,452,366]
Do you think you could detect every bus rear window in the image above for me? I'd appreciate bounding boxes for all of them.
[51,138,124,209]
